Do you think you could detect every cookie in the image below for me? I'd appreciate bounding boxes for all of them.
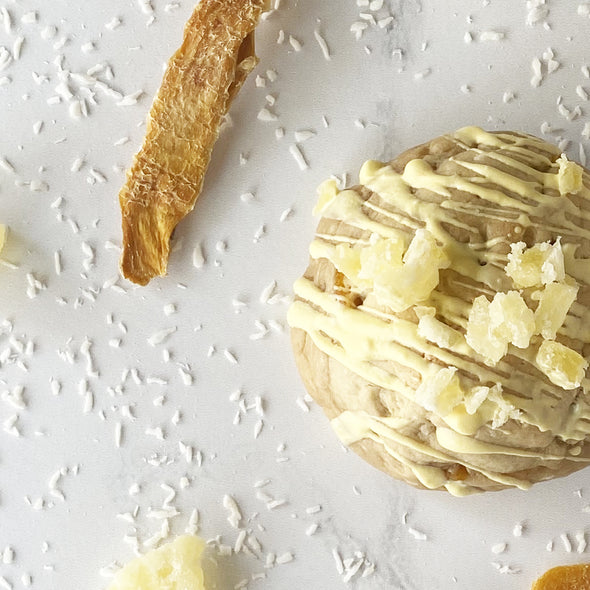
[288,127,590,494]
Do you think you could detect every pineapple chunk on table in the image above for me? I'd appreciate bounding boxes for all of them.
[106,535,206,590]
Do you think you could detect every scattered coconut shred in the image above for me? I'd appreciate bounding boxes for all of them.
[2,0,590,589]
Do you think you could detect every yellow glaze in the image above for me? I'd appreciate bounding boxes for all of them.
[289,127,590,493]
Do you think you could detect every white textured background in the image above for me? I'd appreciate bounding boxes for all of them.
[1,1,590,589]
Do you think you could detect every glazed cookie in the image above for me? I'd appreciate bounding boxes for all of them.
[288,127,590,495]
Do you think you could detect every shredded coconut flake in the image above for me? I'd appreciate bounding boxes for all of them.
[148,327,177,346]
[288,144,309,170]
[313,29,331,60]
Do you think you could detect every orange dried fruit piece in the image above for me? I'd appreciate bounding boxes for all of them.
[119,0,268,285]
[532,563,590,590]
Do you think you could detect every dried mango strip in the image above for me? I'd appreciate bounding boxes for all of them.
[532,563,590,590]
[119,0,268,285]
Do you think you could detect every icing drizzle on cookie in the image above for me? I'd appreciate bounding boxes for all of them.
[288,126,590,494]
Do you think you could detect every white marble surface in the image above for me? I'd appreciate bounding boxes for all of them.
[1,1,590,589]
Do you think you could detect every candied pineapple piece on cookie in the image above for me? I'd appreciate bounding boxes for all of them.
[331,243,363,283]
[533,281,579,340]
[532,563,590,590]
[415,306,461,349]
[359,229,449,312]
[556,153,584,196]
[466,291,534,365]
[536,340,588,390]
[314,183,365,221]
[313,178,341,216]
[106,535,206,590]
[465,295,507,365]
[488,291,535,349]
[414,367,464,416]
[505,240,565,288]
[359,235,405,280]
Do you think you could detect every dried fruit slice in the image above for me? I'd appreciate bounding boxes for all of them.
[532,563,590,590]
[119,0,268,285]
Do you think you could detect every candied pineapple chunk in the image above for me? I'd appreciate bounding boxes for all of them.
[331,243,363,282]
[532,563,590,590]
[415,367,464,416]
[313,178,340,216]
[106,535,206,590]
[488,291,535,349]
[505,240,565,288]
[403,228,449,271]
[313,183,363,222]
[415,306,460,349]
[487,383,520,428]
[315,226,449,312]
[359,229,449,312]
[463,385,492,416]
[466,292,534,365]
[359,234,405,278]
[465,296,507,365]
[536,340,588,390]
[533,281,578,339]
[556,153,584,196]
